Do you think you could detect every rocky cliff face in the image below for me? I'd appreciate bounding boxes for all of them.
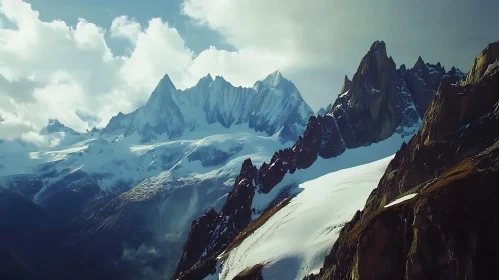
[307,41,499,280]
[173,41,465,279]
[464,41,499,85]
[101,71,313,143]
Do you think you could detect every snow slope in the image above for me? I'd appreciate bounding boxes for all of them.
[219,156,395,280]
[207,133,411,280]
[0,125,284,196]
[250,133,410,217]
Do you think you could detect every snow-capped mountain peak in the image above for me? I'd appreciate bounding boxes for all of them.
[197,73,214,85]
[102,71,313,143]
[259,70,284,87]
[145,73,177,106]
[40,119,80,135]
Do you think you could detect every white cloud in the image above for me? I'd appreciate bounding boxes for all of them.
[182,0,351,111]
[0,108,33,140]
[119,18,194,93]
[110,15,141,42]
[0,0,194,140]
[187,46,291,87]
[182,0,337,67]
[0,0,307,144]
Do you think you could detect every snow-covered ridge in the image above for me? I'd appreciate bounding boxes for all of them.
[219,153,401,280]
[101,71,313,143]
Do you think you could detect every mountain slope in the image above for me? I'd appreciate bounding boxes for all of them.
[173,41,465,279]
[0,71,315,280]
[101,71,313,143]
[219,155,394,280]
[307,41,499,280]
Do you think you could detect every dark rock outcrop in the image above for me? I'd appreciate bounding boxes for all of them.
[233,264,264,280]
[326,40,462,147]
[308,41,499,280]
[329,40,416,147]
[174,209,219,277]
[339,75,352,95]
[401,57,447,116]
[316,103,332,116]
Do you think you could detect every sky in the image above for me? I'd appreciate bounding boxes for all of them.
[0,0,498,146]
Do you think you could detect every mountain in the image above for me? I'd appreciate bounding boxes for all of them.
[219,155,395,280]
[173,41,466,279]
[40,119,80,136]
[316,103,332,116]
[101,71,313,144]
[0,71,313,280]
[306,41,499,280]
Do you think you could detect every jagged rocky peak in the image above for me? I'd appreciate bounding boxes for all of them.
[145,73,178,105]
[414,55,426,69]
[254,70,297,95]
[201,73,214,82]
[101,70,313,143]
[40,118,79,135]
[317,103,332,116]
[309,41,499,280]
[369,40,387,57]
[339,75,352,95]
[442,66,466,85]
[356,40,395,80]
[327,39,419,147]
[464,41,499,84]
[261,70,284,86]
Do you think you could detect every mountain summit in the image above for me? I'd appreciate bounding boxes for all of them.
[101,71,313,143]
[309,40,499,280]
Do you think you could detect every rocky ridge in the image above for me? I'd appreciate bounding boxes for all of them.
[173,41,465,279]
[101,71,313,143]
[307,41,499,280]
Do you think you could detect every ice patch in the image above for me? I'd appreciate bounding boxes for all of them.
[384,193,417,208]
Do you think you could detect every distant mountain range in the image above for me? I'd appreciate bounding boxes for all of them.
[101,71,313,144]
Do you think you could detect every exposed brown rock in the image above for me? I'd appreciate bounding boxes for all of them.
[308,42,499,280]
[464,41,499,85]
[233,264,264,280]
[173,209,219,278]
